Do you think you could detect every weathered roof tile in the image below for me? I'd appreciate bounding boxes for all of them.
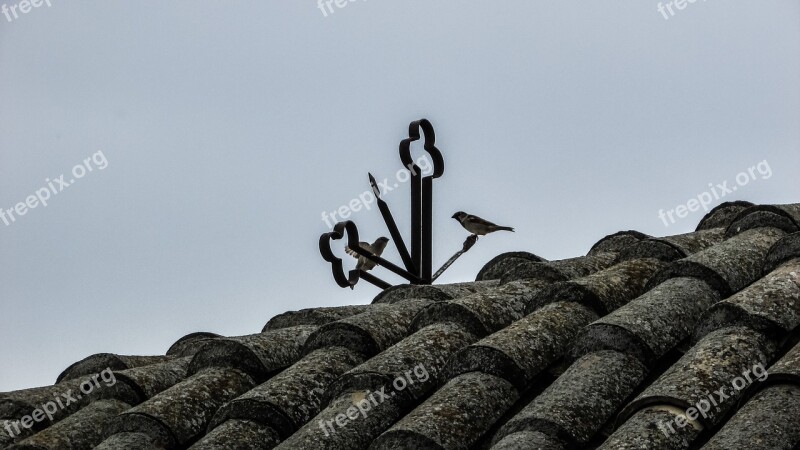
[599,407,702,450]
[189,418,280,450]
[725,203,800,237]
[187,325,317,380]
[262,305,371,331]
[528,258,665,316]
[276,389,408,450]
[8,399,130,450]
[111,357,191,402]
[165,332,221,358]
[619,326,774,428]
[548,252,621,278]
[701,384,800,450]
[94,431,164,450]
[587,230,651,256]
[573,277,720,366]
[491,430,565,450]
[616,228,725,263]
[412,279,550,336]
[109,367,255,448]
[694,258,800,340]
[372,280,502,304]
[695,200,753,231]
[476,251,547,281]
[330,323,476,402]
[303,300,431,357]
[494,350,647,447]
[501,252,618,283]
[56,354,169,384]
[763,231,800,274]
[646,227,785,297]
[371,372,519,449]
[0,375,138,433]
[209,346,364,440]
[764,339,800,385]
[447,301,597,390]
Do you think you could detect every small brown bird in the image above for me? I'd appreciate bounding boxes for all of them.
[346,237,390,271]
[452,211,514,236]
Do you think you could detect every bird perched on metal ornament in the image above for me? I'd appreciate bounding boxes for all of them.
[452,211,514,236]
[346,237,390,271]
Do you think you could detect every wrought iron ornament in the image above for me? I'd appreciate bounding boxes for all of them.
[320,119,476,290]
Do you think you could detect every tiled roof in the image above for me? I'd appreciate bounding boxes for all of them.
[2,200,800,449]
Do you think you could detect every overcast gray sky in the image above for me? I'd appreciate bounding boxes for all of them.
[1,1,798,391]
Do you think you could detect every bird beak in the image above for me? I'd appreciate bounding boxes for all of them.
[451,213,458,219]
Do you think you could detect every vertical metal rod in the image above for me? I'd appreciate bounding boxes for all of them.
[411,168,422,278]
[421,175,433,283]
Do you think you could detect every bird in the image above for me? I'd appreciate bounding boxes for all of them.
[346,237,390,271]
[452,211,514,236]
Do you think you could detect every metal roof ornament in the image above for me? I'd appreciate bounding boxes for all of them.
[320,119,476,290]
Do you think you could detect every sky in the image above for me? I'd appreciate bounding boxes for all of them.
[1,1,799,391]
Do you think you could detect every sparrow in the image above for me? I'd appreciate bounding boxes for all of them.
[346,237,390,271]
[452,211,514,236]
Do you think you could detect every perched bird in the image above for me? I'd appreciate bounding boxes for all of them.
[346,237,390,271]
[452,211,514,236]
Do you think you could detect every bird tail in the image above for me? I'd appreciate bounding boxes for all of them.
[495,226,515,232]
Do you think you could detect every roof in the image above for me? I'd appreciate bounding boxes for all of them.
[2,200,800,449]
